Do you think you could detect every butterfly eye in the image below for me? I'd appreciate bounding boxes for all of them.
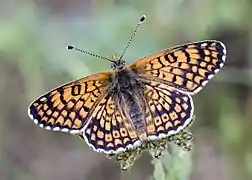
[119,60,126,67]
[111,63,116,70]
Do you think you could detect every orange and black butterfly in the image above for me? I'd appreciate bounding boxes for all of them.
[28,15,226,154]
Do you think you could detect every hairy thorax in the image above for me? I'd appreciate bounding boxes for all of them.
[110,68,148,140]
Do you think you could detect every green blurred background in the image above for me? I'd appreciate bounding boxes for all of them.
[0,0,251,180]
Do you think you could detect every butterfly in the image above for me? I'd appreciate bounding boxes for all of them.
[28,15,226,155]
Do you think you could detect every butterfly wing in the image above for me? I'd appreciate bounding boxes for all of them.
[28,72,112,134]
[142,80,194,139]
[81,94,140,154]
[130,40,226,95]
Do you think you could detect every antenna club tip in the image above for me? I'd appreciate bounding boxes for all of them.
[67,45,74,50]
[140,15,146,23]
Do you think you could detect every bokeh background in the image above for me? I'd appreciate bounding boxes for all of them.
[0,0,251,180]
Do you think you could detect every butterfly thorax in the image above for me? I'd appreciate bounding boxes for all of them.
[111,68,148,140]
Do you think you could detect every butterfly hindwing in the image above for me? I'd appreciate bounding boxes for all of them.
[82,95,141,154]
[28,72,111,133]
[143,80,194,139]
[130,40,226,94]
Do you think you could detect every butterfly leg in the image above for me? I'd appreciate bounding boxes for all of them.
[78,133,85,140]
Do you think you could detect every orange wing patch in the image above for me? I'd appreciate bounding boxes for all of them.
[130,40,226,95]
[82,95,141,154]
[28,72,111,133]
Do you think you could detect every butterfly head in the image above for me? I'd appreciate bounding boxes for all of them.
[110,54,126,71]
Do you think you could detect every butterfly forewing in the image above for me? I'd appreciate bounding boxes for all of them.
[143,80,194,139]
[28,72,112,133]
[130,40,226,94]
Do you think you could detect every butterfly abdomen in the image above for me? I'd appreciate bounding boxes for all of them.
[113,69,148,140]
[116,91,147,140]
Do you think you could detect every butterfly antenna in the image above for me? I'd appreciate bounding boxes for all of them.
[119,15,146,61]
[67,45,115,63]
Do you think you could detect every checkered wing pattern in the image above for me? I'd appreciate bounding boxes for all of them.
[142,80,194,139]
[130,40,226,94]
[28,73,111,133]
[82,94,140,154]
